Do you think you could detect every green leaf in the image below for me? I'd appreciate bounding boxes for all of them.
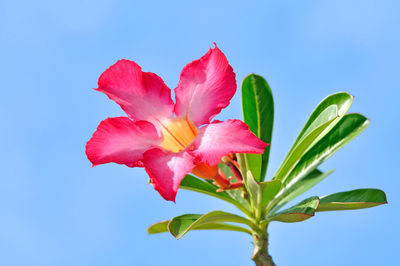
[148,220,170,234]
[268,196,320,223]
[242,74,274,181]
[245,170,261,209]
[282,113,369,188]
[180,175,232,202]
[270,169,333,214]
[274,117,337,182]
[179,175,248,214]
[168,211,254,239]
[317,189,387,211]
[259,180,282,209]
[192,223,252,234]
[148,220,251,235]
[294,92,353,147]
[274,92,353,181]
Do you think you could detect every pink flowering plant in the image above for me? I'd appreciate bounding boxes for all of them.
[86,45,387,265]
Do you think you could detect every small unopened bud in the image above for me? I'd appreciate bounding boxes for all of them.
[191,162,218,179]
[221,156,230,163]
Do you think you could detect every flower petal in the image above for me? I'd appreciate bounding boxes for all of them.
[143,149,195,202]
[86,117,160,167]
[174,44,236,127]
[191,119,268,166]
[97,60,174,127]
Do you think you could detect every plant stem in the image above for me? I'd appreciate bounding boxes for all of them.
[251,229,275,266]
[236,153,275,265]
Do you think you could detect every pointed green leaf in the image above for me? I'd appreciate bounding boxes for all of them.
[282,113,369,188]
[294,92,353,146]
[236,153,249,183]
[189,223,252,234]
[180,175,232,202]
[242,74,274,181]
[179,175,248,213]
[270,169,333,214]
[245,170,261,209]
[268,196,320,223]
[148,220,170,234]
[259,180,282,209]
[148,220,251,235]
[274,118,337,182]
[274,92,353,181]
[168,211,254,239]
[317,189,387,211]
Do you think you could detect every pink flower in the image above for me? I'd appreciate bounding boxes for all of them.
[86,44,267,201]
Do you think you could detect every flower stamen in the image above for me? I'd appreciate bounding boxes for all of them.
[160,118,198,153]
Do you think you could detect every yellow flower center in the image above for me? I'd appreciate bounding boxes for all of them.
[160,118,198,153]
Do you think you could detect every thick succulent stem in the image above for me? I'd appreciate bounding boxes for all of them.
[236,153,275,265]
[251,230,275,266]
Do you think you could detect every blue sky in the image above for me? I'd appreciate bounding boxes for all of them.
[1,0,399,265]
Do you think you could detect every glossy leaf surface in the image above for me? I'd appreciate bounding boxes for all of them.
[317,189,387,211]
[148,220,251,235]
[274,92,353,181]
[148,220,170,234]
[168,211,253,239]
[242,74,274,181]
[274,118,337,182]
[180,175,247,212]
[268,196,320,223]
[282,113,369,189]
[259,180,281,209]
[270,169,333,213]
[292,92,353,147]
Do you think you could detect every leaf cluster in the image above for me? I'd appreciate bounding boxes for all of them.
[148,74,387,239]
